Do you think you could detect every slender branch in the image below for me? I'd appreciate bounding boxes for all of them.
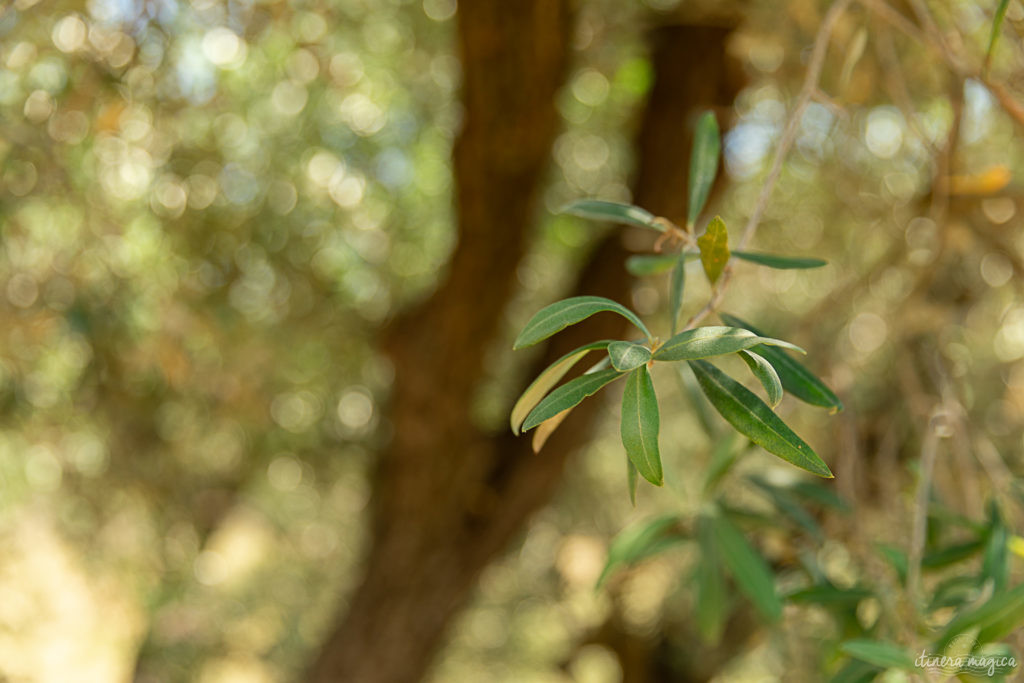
[866,0,1024,129]
[684,0,854,329]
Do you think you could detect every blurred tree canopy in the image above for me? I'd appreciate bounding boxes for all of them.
[2,0,1024,681]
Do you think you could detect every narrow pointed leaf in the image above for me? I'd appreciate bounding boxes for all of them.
[669,253,686,335]
[522,368,625,432]
[676,363,718,437]
[983,506,1009,593]
[596,514,686,588]
[688,111,720,227]
[561,199,664,232]
[702,432,739,495]
[532,407,572,453]
[654,326,804,362]
[514,296,651,349]
[608,341,652,372]
[749,475,823,540]
[740,350,783,408]
[627,459,638,506]
[986,0,1012,67]
[937,580,1024,651]
[732,250,827,269]
[786,583,873,606]
[697,215,729,284]
[620,366,663,485]
[688,360,833,477]
[511,341,612,434]
[696,516,728,643]
[720,313,843,412]
[829,659,882,683]
[839,640,915,670]
[625,253,678,276]
[711,512,782,621]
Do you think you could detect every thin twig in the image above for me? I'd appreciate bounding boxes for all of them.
[866,0,1024,130]
[684,0,855,329]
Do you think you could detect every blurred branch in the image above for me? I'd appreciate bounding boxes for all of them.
[865,0,1024,129]
[684,0,855,329]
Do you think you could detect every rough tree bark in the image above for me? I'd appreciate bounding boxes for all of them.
[305,6,741,682]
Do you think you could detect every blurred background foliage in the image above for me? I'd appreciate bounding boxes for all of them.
[2,0,1024,681]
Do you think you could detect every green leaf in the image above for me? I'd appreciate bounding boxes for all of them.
[522,368,625,432]
[627,459,638,506]
[695,516,728,643]
[786,583,873,606]
[689,360,833,477]
[561,199,664,232]
[740,350,783,408]
[720,313,843,412]
[620,366,663,486]
[669,253,686,336]
[839,640,915,670]
[828,659,882,683]
[676,363,718,438]
[654,326,804,362]
[986,0,1012,67]
[514,296,652,349]
[789,481,851,512]
[608,341,652,372]
[711,512,782,621]
[596,515,686,588]
[697,215,730,284]
[936,581,1024,651]
[625,253,678,276]
[732,250,827,269]
[702,431,739,495]
[688,111,720,227]
[749,475,823,540]
[983,503,1010,593]
[510,340,612,435]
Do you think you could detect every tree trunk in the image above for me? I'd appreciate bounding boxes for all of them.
[304,9,741,682]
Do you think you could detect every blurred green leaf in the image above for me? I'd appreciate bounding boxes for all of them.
[677,363,719,438]
[829,659,882,683]
[620,366,663,486]
[697,215,730,284]
[688,111,720,227]
[627,459,638,506]
[986,0,1012,67]
[787,583,873,606]
[740,349,783,408]
[654,326,803,362]
[789,481,851,512]
[669,253,687,336]
[514,296,651,349]
[936,581,1024,651]
[749,476,823,540]
[696,515,728,643]
[596,515,687,588]
[625,253,678,276]
[839,640,915,670]
[720,313,843,412]
[689,360,833,477]
[522,368,625,432]
[608,341,652,372]
[561,199,664,232]
[711,511,782,621]
[702,432,740,495]
[732,250,827,269]
[511,340,612,434]
[983,503,1010,593]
